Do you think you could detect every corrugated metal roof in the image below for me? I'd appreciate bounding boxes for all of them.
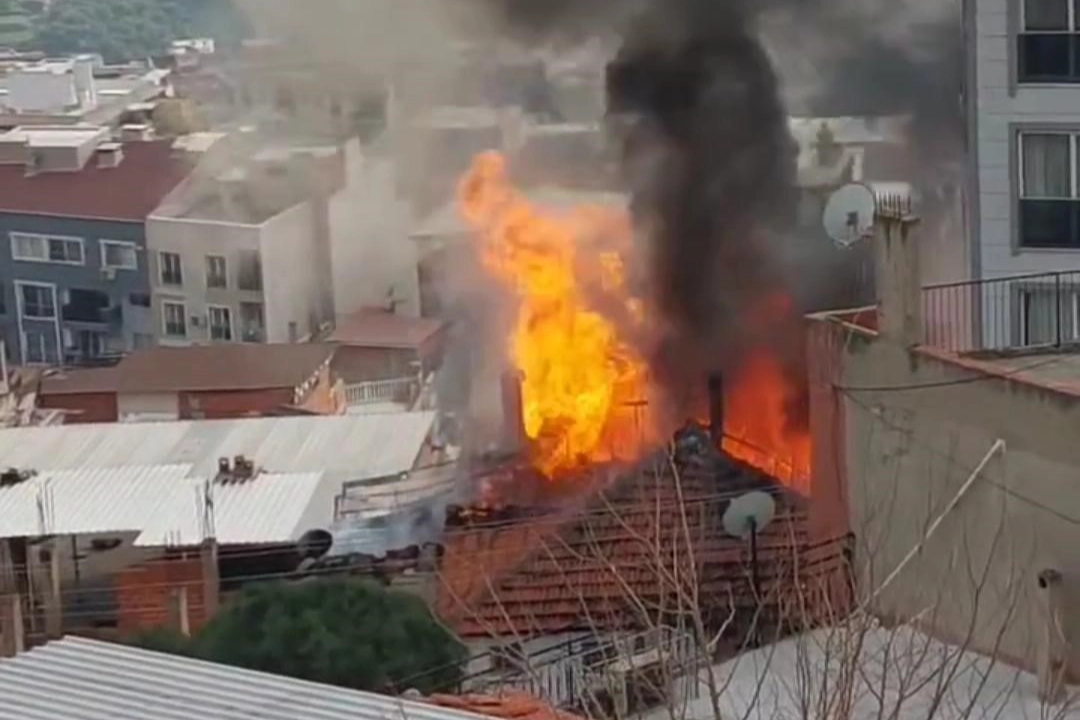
[0,412,435,479]
[0,635,500,720]
[133,471,334,547]
[0,466,339,545]
[0,465,192,539]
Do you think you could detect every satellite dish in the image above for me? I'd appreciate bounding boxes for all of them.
[722,490,776,540]
[823,182,876,249]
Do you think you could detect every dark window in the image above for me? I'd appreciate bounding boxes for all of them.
[1018,132,1080,247]
[19,284,55,319]
[62,288,110,323]
[1019,0,1080,83]
[239,302,265,342]
[206,255,228,289]
[237,250,263,291]
[209,306,233,341]
[0,283,5,314]
[128,293,151,308]
[163,301,186,337]
[160,251,183,286]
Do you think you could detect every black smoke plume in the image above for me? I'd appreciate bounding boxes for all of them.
[604,0,800,412]
[483,0,804,419]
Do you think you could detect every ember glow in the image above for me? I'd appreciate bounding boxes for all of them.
[722,350,812,493]
[458,151,811,487]
[459,152,652,477]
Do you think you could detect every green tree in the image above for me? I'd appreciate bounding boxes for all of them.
[128,579,467,694]
[32,0,251,62]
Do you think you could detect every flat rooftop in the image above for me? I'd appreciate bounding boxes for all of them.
[0,124,106,147]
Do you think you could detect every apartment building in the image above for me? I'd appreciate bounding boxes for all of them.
[0,125,193,365]
[146,142,340,346]
[967,0,1080,342]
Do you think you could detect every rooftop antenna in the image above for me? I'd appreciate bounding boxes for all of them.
[723,490,777,630]
[822,182,876,250]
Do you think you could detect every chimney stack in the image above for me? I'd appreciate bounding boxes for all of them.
[707,372,724,445]
[500,369,527,453]
[873,192,922,347]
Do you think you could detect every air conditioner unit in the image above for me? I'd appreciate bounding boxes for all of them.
[190,315,204,328]
[100,267,117,281]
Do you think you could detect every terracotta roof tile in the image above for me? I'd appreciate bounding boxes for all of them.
[437,458,852,637]
[427,692,586,720]
[330,309,446,349]
[0,140,193,221]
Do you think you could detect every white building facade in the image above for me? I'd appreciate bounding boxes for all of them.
[962,0,1080,347]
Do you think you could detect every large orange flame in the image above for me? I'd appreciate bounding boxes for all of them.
[458,151,811,487]
[459,152,652,477]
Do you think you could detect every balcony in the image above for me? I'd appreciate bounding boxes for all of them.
[61,289,117,325]
[344,376,418,409]
[922,270,1080,354]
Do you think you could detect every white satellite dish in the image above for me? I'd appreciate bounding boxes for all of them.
[822,182,876,249]
[722,490,776,540]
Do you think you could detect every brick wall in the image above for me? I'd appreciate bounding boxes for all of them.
[115,555,208,636]
[179,388,294,419]
[37,392,118,423]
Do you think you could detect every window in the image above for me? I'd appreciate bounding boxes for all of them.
[208,305,233,341]
[10,233,84,265]
[18,283,55,319]
[23,331,47,364]
[0,283,5,315]
[237,250,262,291]
[61,288,109,323]
[239,302,265,342]
[100,240,138,270]
[1019,0,1080,82]
[160,251,183,286]
[163,301,186,337]
[128,292,151,308]
[1018,285,1080,344]
[206,255,228,289]
[1017,132,1080,247]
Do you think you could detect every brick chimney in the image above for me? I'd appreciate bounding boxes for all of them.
[873,192,922,347]
[500,369,527,453]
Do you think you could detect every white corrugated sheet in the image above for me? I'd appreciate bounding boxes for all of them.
[0,636,497,720]
[0,412,435,479]
[0,465,339,546]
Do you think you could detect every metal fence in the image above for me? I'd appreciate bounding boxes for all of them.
[922,270,1080,354]
[343,376,418,406]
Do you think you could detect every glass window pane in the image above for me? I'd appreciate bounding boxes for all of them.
[1022,134,1071,197]
[1026,0,1069,29]
[1020,33,1075,80]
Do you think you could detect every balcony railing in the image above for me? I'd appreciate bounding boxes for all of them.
[922,270,1080,354]
[344,376,418,406]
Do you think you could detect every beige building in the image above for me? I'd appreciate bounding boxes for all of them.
[809,203,1080,688]
[146,143,338,345]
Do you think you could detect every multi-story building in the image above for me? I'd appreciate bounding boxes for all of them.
[146,142,342,346]
[0,125,194,365]
[966,0,1080,343]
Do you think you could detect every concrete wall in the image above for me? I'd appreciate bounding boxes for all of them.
[0,212,154,364]
[811,314,1080,677]
[147,204,329,346]
[146,215,263,345]
[972,0,1080,277]
[258,201,326,342]
[327,140,419,319]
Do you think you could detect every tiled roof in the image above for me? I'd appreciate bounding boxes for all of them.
[0,139,193,221]
[437,458,850,637]
[331,310,446,349]
[40,343,338,395]
[0,635,552,720]
[427,693,586,720]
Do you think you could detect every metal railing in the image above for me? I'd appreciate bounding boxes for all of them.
[344,376,417,406]
[922,270,1080,354]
